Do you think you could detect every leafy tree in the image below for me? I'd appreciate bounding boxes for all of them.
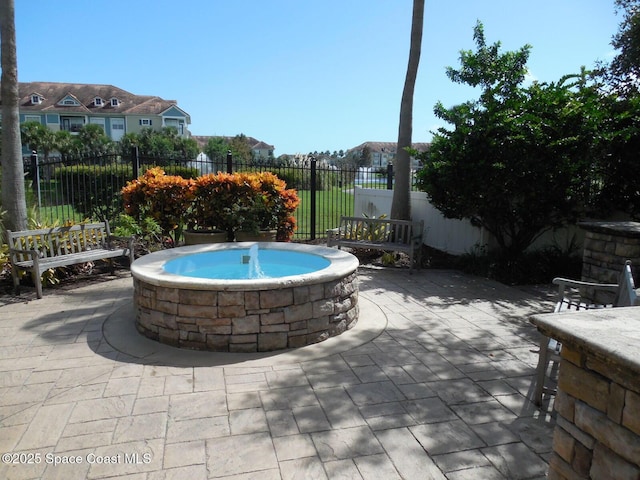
[416,23,603,258]
[0,0,27,231]
[54,130,75,156]
[175,133,199,160]
[204,136,229,172]
[118,127,198,160]
[606,0,640,95]
[229,134,252,163]
[391,0,424,221]
[76,124,114,155]
[591,93,640,218]
[21,121,56,159]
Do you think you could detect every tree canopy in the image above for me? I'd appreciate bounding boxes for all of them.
[607,0,640,95]
[416,22,617,258]
[118,127,198,159]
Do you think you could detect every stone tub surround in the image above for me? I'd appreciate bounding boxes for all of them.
[131,242,359,352]
[531,307,640,479]
[579,221,640,303]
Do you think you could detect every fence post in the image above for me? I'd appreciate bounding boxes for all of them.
[31,150,41,207]
[131,146,140,179]
[310,156,317,241]
[226,150,233,174]
[387,162,394,190]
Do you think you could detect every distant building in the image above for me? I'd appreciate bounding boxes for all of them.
[192,135,275,161]
[9,81,191,142]
[348,141,430,168]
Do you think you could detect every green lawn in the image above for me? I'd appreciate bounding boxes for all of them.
[36,204,86,226]
[33,185,355,240]
[294,187,354,239]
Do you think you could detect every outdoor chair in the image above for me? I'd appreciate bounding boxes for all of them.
[531,260,639,408]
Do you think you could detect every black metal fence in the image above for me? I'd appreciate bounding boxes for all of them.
[28,149,419,240]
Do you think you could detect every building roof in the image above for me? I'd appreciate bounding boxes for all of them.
[349,141,431,153]
[12,81,189,122]
[192,135,274,151]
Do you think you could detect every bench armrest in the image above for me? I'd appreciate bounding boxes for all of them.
[552,277,619,292]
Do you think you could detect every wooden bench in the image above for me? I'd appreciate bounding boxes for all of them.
[8,221,135,298]
[327,216,424,271]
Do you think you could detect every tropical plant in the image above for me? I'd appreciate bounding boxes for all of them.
[122,169,300,243]
[238,172,299,241]
[191,171,299,240]
[113,213,162,253]
[188,172,238,233]
[118,127,199,161]
[416,22,604,259]
[121,167,193,244]
[21,121,56,160]
[76,124,114,155]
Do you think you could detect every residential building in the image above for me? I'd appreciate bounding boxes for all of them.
[192,135,275,161]
[10,81,191,142]
[348,141,430,168]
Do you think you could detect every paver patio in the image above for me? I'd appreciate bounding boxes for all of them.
[0,266,556,479]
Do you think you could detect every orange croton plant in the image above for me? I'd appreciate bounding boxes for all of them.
[122,168,300,243]
[121,167,193,241]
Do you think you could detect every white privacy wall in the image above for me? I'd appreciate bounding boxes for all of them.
[352,187,584,255]
[353,188,491,255]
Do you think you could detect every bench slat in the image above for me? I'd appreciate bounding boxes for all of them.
[7,221,134,299]
[327,216,424,272]
[14,249,127,271]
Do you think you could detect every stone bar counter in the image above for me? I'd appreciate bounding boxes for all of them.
[531,307,640,479]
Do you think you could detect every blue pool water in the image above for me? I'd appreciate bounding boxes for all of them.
[163,248,331,280]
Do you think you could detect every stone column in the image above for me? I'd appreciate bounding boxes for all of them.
[579,221,640,303]
[531,307,640,479]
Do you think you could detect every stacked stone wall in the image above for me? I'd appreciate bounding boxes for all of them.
[134,272,358,352]
[548,345,640,479]
[579,222,640,303]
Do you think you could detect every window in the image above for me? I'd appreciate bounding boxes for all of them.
[60,116,85,133]
[94,97,103,106]
[164,118,184,135]
[139,119,152,126]
[110,98,119,107]
[89,117,105,131]
[31,94,42,105]
[24,115,41,124]
[57,95,80,106]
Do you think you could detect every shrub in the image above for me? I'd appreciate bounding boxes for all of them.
[122,169,300,244]
[55,164,133,221]
[121,167,193,243]
[456,243,582,285]
[188,172,238,233]
[189,171,299,241]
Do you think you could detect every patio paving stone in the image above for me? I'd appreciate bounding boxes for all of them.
[0,266,557,479]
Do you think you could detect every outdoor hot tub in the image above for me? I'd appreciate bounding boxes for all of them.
[131,242,359,352]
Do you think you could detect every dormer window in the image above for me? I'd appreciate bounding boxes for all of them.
[94,97,103,107]
[31,94,42,105]
[57,95,80,106]
[110,98,119,107]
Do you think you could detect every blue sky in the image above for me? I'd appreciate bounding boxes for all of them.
[14,1,620,155]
